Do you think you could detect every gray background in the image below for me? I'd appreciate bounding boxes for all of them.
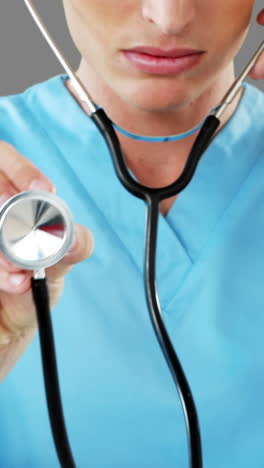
[0,0,263,96]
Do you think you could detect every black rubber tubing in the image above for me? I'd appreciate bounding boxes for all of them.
[32,277,76,468]
[91,109,220,468]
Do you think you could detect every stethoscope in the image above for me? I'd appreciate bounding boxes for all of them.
[1,1,262,467]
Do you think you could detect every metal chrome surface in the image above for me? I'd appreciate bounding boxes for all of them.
[214,41,264,119]
[23,0,96,114]
[23,2,264,124]
[0,191,74,270]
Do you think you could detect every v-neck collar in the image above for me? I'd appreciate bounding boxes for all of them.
[26,73,262,312]
[165,83,262,262]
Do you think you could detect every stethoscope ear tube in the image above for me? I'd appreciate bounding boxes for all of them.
[91,109,147,199]
[91,110,220,202]
[91,108,221,468]
[32,277,76,467]
[161,115,220,199]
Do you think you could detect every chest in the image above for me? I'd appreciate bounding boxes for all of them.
[1,229,264,468]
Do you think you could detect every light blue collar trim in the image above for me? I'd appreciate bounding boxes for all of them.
[59,73,246,144]
[110,105,220,142]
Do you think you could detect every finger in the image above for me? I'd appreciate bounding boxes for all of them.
[248,51,264,80]
[257,9,264,25]
[0,179,24,274]
[248,10,264,80]
[0,175,29,273]
[0,252,25,274]
[0,141,55,192]
[46,224,94,281]
[0,170,17,197]
[0,270,31,295]
[0,191,18,274]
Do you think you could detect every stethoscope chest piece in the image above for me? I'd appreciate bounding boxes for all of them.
[0,190,74,271]
[0,189,76,468]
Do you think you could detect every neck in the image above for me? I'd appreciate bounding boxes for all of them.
[64,61,243,213]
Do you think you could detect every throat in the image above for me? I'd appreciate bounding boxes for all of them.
[160,195,179,217]
[126,157,184,216]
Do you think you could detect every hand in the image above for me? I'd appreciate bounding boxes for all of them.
[0,141,93,369]
[248,10,264,80]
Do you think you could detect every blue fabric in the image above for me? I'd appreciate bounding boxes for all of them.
[111,102,220,142]
[0,73,263,468]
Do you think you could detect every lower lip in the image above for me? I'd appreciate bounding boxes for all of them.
[122,50,204,75]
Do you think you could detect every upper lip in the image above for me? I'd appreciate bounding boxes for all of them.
[125,46,204,58]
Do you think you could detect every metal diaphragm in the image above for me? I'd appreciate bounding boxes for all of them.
[0,191,74,270]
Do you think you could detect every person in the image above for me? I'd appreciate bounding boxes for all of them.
[0,1,263,466]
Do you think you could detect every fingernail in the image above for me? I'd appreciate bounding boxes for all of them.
[29,179,55,192]
[9,273,27,287]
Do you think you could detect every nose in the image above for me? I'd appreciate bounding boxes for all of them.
[142,0,196,36]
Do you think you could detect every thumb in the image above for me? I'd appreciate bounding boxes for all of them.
[47,224,94,281]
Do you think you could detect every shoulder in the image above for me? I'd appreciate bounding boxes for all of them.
[242,83,264,159]
[0,74,65,149]
[244,81,264,104]
[218,83,264,159]
[0,74,112,204]
[0,74,103,169]
[241,82,264,130]
[0,73,74,133]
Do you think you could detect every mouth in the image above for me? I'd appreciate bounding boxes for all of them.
[121,46,205,75]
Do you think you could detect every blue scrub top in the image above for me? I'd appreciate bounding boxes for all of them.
[0,74,263,468]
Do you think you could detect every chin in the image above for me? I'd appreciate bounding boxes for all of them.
[116,78,192,113]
